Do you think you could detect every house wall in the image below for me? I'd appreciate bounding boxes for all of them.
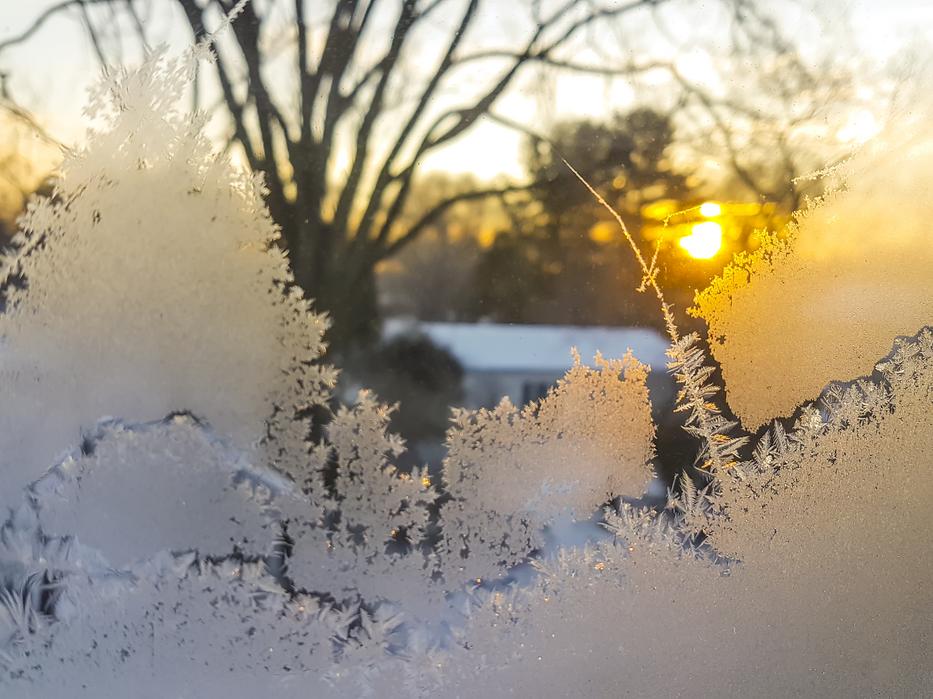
[462,370,562,409]
[462,367,676,419]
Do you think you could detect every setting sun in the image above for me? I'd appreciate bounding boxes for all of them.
[679,221,723,259]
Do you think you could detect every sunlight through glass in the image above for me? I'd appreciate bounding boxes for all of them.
[679,221,722,259]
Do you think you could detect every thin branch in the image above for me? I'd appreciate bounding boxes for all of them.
[482,111,559,154]
[379,181,540,258]
[418,0,451,16]
[177,0,260,170]
[330,0,418,238]
[304,0,357,137]
[455,50,670,77]
[340,63,382,108]
[295,0,312,144]
[0,0,112,54]
[339,0,479,240]
[227,1,290,140]
[320,0,377,152]
[124,0,149,49]
[78,0,108,68]
[369,0,660,246]
[680,86,770,199]
[106,2,126,64]
[536,0,650,57]
[0,100,70,154]
[353,0,575,244]
[218,0,293,235]
[333,1,451,150]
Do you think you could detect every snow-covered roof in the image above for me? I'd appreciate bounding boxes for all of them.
[383,320,670,373]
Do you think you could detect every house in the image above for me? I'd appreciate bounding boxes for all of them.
[383,320,673,413]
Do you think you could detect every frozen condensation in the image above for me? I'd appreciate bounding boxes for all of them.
[440,350,655,579]
[692,114,933,429]
[30,415,294,569]
[436,329,933,697]
[284,391,444,614]
[0,46,334,510]
[0,20,930,699]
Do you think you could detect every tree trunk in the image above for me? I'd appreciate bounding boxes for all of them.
[283,215,380,359]
[314,259,380,359]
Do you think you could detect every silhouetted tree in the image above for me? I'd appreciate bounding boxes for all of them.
[175,0,685,351]
[0,0,863,350]
[526,108,688,238]
[470,108,687,328]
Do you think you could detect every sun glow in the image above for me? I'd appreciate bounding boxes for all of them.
[679,221,722,259]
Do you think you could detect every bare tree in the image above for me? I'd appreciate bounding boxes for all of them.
[0,0,859,351]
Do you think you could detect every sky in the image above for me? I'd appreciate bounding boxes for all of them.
[0,0,932,181]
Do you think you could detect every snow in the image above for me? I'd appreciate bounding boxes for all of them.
[383,319,671,374]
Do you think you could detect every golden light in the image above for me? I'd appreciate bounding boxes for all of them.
[477,227,497,248]
[679,221,723,259]
[837,109,880,144]
[589,221,616,244]
[699,201,721,217]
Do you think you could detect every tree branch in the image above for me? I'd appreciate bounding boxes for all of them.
[339,0,479,240]
[454,51,670,77]
[177,0,260,171]
[329,0,418,238]
[317,0,385,179]
[78,0,108,68]
[221,0,291,229]
[124,0,149,49]
[368,0,661,246]
[295,0,313,145]
[379,181,541,259]
[0,99,70,153]
[0,0,113,54]
[664,64,775,199]
[227,1,290,141]
[304,0,357,140]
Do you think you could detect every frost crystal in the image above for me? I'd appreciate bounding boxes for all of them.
[0,47,334,509]
[0,22,930,699]
[691,116,933,428]
[440,351,655,578]
[285,391,443,613]
[30,415,293,569]
[421,331,932,696]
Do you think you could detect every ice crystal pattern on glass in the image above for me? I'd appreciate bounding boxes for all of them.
[692,115,933,429]
[0,40,930,699]
[0,47,334,510]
